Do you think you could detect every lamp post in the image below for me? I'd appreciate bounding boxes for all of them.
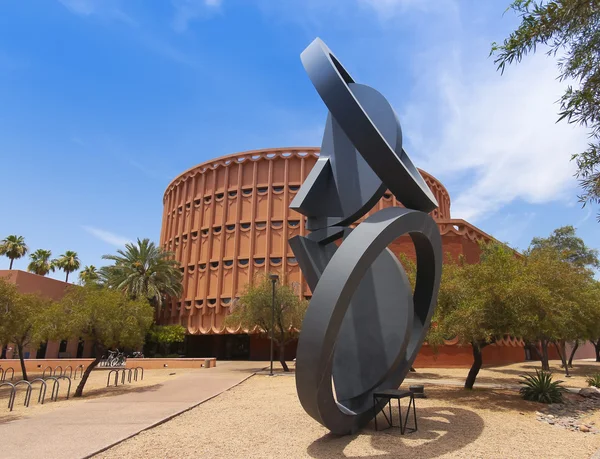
[269,273,279,376]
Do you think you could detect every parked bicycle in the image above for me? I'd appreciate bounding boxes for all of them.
[130,351,144,358]
[103,349,126,367]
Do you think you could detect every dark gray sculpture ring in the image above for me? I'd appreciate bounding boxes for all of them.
[295,207,442,435]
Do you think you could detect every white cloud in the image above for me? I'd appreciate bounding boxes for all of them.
[171,0,222,33]
[58,0,95,15]
[82,226,131,247]
[57,0,137,25]
[359,0,458,18]
[402,47,589,222]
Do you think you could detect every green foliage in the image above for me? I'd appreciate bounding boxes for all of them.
[0,277,55,380]
[529,226,599,269]
[491,0,600,219]
[27,249,55,276]
[54,250,81,283]
[56,284,154,396]
[226,275,307,346]
[57,284,154,351]
[586,373,600,388]
[519,369,565,403]
[0,235,28,269]
[150,324,186,354]
[517,246,598,345]
[78,265,99,285]
[100,238,183,308]
[435,243,522,348]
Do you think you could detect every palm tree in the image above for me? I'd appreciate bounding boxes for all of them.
[54,250,81,283]
[79,265,99,285]
[27,249,55,276]
[100,238,183,309]
[0,235,28,269]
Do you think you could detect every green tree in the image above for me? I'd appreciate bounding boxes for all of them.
[0,235,28,270]
[55,285,154,397]
[27,249,55,276]
[518,246,596,372]
[150,324,186,356]
[226,275,307,372]
[529,225,599,269]
[528,225,599,367]
[100,238,183,310]
[54,250,81,283]
[0,278,54,381]
[577,279,600,362]
[492,0,600,219]
[78,265,99,285]
[435,243,523,389]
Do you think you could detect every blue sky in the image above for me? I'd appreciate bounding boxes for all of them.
[0,0,598,280]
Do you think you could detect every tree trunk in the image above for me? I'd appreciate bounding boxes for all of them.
[594,339,600,363]
[465,342,486,389]
[65,271,69,283]
[16,343,28,381]
[74,343,103,397]
[279,342,289,372]
[9,258,13,270]
[553,340,570,376]
[540,339,550,371]
[526,342,542,361]
[568,340,579,368]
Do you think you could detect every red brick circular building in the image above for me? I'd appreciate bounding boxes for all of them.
[159,147,525,364]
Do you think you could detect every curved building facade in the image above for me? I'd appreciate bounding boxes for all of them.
[159,147,526,364]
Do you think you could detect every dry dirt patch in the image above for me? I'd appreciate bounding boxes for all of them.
[97,374,600,459]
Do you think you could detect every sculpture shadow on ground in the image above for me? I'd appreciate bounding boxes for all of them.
[306,406,484,459]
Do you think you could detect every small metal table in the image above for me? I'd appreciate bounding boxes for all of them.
[373,389,417,434]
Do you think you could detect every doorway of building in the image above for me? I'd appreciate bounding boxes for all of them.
[224,334,250,360]
[36,342,47,359]
[76,338,85,358]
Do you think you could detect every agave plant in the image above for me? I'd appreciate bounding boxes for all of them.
[519,369,565,404]
[586,373,600,388]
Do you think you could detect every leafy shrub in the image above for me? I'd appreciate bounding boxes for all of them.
[586,373,600,388]
[519,370,565,404]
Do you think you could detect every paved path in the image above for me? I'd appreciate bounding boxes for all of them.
[0,362,264,459]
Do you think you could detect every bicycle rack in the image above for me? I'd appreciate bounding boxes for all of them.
[55,376,71,400]
[29,378,48,405]
[44,377,61,401]
[63,366,73,379]
[107,369,120,387]
[42,366,53,378]
[0,382,16,411]
[120,368,134,385]
[1,367,15,382]
[53,366,63,377]
[134,367,144,381]
[74,365,84,380]
[13,380,32,409]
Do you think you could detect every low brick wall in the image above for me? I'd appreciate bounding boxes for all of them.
[0,357,217,377]
[124,358,216,369]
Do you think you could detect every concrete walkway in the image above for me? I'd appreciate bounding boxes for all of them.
[0,361,264,459]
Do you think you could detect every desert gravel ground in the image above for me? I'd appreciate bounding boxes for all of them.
[408,360,600,389]
[0,368,194,423]
[97,373,600,459]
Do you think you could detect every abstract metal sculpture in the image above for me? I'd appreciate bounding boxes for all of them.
[289,38,443,435]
